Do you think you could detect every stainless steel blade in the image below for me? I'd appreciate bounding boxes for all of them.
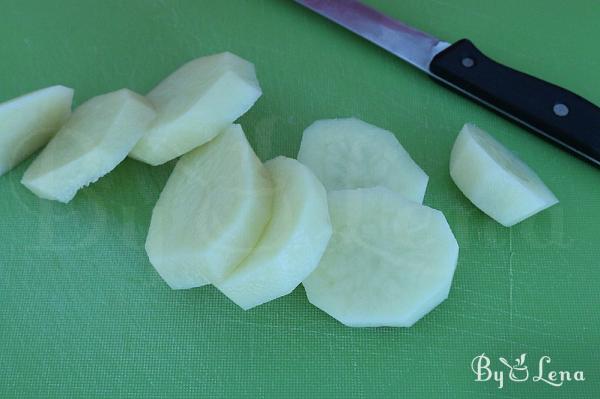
[295,0,450,73]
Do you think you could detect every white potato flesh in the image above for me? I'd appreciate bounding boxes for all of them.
[450,123,559,227]
[145,124,273,288]
[130,52,262,165]
[215,156,332,310]
[21,89,155,203]
[303,187,459,327]
[0,86,73,176]
[297,118,428,203]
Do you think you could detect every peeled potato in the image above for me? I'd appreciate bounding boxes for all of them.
[0,85,73,176]
[450,123,559,227]
[130,52,262,165]
[22,89,155,203]
[297,118,428,203]
[145,124,273,288]
[215,156,332,310]
[303,187,459,327]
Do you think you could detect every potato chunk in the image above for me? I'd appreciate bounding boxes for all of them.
[216,157,332,309]
[450,123,559,227]
[303,187,458,327]
[0,86,73,176]
[145,124,273,288]
[130,52,262,165]
[297,118,428,203]
[22,89,154,203]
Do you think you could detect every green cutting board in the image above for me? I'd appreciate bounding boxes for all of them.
[1,1,599,397]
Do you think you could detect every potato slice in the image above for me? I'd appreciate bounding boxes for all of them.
[21,89,154,203]
[303,187,459,327]
[297,118,428,203]
[215,156,332,310]
[145,124,273,288]
[450,123,559,227]
[130,52,262,165]
[0,85,73,176]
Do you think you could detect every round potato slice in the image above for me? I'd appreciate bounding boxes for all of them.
[145,124,273,289]
[130,52,262,165]
[21,89,155,203]
[303,187,459,327]
[450,123,559,227]
[297,118,428,203]
[215,156,332,310]
[0,85,73,176]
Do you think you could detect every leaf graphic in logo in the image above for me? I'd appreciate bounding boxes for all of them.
[517,353,527,366]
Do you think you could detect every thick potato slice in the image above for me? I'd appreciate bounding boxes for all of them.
[145,124,273,288]
[297,118,428,203]
[303,187,459,327]
[130,52,262,165]
[450,123,559,227]
[21,89,155,203]
[215,156,332,310]
[0,86,73,176]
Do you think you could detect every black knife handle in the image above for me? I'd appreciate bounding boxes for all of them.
[430,39,600,166]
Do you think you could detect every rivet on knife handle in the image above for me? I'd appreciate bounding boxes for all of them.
[429,39,600,166]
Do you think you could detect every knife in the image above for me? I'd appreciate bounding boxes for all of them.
[295,0,600,167]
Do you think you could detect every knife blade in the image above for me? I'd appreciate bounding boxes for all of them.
[296,0,600,168]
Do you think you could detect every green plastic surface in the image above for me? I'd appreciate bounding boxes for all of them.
[1,1,599,397]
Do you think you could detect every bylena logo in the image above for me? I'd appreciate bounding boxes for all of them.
[471,353,585,389]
